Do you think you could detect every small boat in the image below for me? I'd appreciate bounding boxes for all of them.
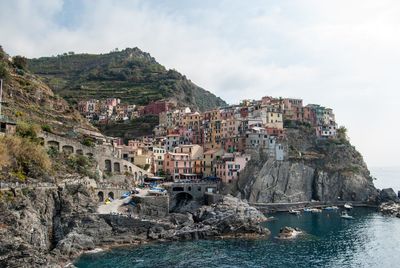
[341,211,354,219]
[310,208,322,213]
[324,206,339,211]
[303,208,313,212]
[344,203,353,209]
[289,209,301,215]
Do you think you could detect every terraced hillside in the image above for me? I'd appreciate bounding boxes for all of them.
[0,46,97,135]
[27,47,227,111]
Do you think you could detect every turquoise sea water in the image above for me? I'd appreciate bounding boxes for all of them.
[75,208,400,268]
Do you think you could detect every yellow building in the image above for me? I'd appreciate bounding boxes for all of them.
[134,154,152,172]
[265,107,283,129]
[203,149,224,177]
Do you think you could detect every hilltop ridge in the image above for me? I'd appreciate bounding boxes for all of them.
[27,47,227,112]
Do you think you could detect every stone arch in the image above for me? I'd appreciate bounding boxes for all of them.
[86,152,94,158]
[62,145,74,155]
[134,172,138,180]
[129,166,132,173]
[47,140,60,151]
[105,159,112,172]
[98,191,104,202]
[113,162,121,173]
[76,149,83,155]
[172,192,193,211]
[123,165,128,172]
[108,192,114,200]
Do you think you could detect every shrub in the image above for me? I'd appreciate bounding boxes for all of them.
[81,138,95,147]
[66,155,93,176]
[41,124,52,133]
[337,126,348,143]
[0,61,8,79]
[15,111,23,117]
[11,170,26,182]
[12,55,27,70]
[16,121,40,140]
[0,135,51,178]
[47,147,59,158]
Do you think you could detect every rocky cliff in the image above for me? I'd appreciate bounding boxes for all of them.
[236,127,378,204]
[0,180,268,267]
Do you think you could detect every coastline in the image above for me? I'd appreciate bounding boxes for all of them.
[69,201,374,267]
[251,201,377,213]
[70,225,271,267]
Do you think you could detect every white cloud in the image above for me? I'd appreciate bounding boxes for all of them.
[0,0,399,168]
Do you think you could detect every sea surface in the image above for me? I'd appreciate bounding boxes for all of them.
[370,166,400,193]
[75,208,400,268]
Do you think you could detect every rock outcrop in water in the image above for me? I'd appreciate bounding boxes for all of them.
[235,127,378,204]
[0,181,268,267]
[379,202,400,218]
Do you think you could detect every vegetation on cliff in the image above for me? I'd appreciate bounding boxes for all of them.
[27,47,227,111]
[0,46,96,135]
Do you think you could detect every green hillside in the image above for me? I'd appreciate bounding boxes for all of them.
[0,46,96,135]
[27,48,227,111]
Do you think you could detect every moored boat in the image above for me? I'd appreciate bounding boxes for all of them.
[289,209,301,215]
[340,211,354,219]
[344,203,353,209]
[324,206,339,210]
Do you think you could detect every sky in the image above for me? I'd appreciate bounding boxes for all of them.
[0,0,399,169]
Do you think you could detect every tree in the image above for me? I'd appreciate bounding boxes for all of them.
[337,126,348,143]
[12,55,27,70]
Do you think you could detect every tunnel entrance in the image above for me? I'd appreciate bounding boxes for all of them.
[98,191,104,202]
[171,192,194,212]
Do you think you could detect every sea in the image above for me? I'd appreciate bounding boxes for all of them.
[75,207,400,268]
[370,166,400,193]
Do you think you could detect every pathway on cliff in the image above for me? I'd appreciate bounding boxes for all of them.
[97,198,127,214]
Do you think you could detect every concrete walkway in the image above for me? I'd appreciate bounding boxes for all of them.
[97,198,129,214]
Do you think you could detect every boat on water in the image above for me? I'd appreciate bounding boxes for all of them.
[341,211,354,219]
[303,208,313,212]
[344,203,353,209]
[324,206,339,211]
[310,208,322,213]
[289,209,301,215]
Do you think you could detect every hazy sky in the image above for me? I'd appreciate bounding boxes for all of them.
[0,0,399,168]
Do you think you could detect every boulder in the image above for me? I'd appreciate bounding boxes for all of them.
[379,202,400,217]
[379,188,399,203]
[276,226,303,239]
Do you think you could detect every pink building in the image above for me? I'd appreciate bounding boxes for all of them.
[105,98,120,107]
[216,153,251,184]
[142,101,172,115]
[283,98,304,121]
[163,152,191,180]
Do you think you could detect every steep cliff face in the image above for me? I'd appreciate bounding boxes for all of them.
[237,127,378,204]
[0,183,98,267]
[0,180,269,267]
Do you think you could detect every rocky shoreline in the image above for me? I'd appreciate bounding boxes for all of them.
[0,183,269,268]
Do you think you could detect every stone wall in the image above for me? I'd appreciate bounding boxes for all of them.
[131,195,169,217]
